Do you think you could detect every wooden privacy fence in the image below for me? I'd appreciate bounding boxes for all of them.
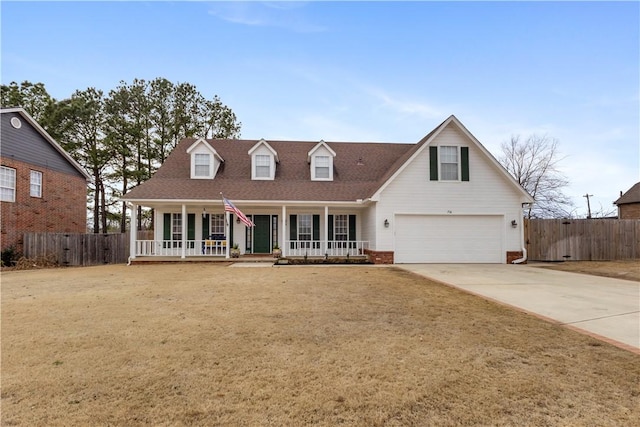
[525,219,640,261]
[23,232,130,266]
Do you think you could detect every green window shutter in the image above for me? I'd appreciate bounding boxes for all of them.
[163,213,171,240]
[312,215,320,241]
[429,146,438,181]
[348,215,356,240]
[229,216,234,244]
[289,215,297,241]
[461,146,470,182]
[202,214,209,239]
[328,215,334,240]
[187,214,195,240]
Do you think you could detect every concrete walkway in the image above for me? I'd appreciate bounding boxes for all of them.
[398,264,640,352]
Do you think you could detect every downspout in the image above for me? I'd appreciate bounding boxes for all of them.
[512,216,527,264]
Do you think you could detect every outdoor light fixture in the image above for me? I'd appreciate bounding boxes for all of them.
[202,208,207,218]
[511,219,518,228]
[236,216,241,224]
[384,219,389,228]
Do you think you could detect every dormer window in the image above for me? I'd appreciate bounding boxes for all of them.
[308,140,336,181]
[249,139,278,180]
[187,138,223,179]
[255,154,271,178]
[194,153,211,177]
[314,156,330,179]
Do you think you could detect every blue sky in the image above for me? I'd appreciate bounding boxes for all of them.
[2,1,638,217]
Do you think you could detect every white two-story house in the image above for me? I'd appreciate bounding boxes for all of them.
[123,115,533,264]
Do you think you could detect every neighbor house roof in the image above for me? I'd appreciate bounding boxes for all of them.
[614,182,640,205]
[0,108,91,180]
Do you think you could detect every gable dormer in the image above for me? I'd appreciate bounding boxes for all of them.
[308,140,336,181]
[248,139,279,180]
[187,138,223,179]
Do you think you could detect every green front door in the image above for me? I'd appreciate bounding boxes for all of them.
[253,215,271,253]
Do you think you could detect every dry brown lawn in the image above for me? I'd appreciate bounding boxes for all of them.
[2,264,639,426]
[530,260,640,282]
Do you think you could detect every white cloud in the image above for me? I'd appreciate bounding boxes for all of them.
[207,2,326,33]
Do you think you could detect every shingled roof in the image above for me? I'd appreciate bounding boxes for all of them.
[615,182,640,205]
[124,138,416,203]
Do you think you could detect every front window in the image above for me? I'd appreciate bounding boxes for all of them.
[334,215,348,241]
[255,155,270,178]
[172,213,182,241]
[298,214,312,241]
[0,166,16,202]
[30,170,43,198]
[440,146,459,180]
[194,153,210,177]
[315,155,330,179]
[210,214,225,236]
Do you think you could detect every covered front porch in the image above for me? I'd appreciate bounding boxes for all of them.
[127,201,372,261]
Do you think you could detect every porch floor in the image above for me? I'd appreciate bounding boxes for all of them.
[129,254,369,265]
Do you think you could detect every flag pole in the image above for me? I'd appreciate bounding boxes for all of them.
[220,192,230,258]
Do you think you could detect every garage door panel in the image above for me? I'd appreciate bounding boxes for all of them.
[395,215,503,263]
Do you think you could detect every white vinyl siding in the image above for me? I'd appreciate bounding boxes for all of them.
[1,166,16,202]
[375,125,525,258]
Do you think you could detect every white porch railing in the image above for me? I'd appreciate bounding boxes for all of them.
[285,240,369,257]
[135,240,227,257]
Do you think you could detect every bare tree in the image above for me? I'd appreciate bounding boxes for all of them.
[499,134,573,218]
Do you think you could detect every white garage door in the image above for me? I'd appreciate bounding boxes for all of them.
[395,215,503,263]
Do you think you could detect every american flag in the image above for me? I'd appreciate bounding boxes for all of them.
[223,197,254,227]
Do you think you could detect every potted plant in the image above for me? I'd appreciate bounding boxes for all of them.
[272,243,282,258]
[230,243,240,258]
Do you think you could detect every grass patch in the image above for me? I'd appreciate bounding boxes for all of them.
[2,264,639,426]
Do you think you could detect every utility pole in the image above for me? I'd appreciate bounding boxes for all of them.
[583,193,593,219]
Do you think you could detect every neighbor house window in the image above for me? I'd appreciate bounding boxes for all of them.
[0,166,16,202]
[30,170,43,198]
[194,154,211,177]
[314,156,330,179]
[440,146,459,181]
[255,155,271,178]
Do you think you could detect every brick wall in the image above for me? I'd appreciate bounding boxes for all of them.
[1,157,87,254]
[619,203,640,219]
[506,251,525,264]
[364,249,394,264]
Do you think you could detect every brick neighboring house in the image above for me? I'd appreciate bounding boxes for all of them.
[614,182,640,219]
[1,108,90,254]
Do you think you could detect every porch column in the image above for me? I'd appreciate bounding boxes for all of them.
[281,205,286,257]
[324,205,329,256]
[225,211,230,259]
[181,204,186,259]
[129,203,137,261]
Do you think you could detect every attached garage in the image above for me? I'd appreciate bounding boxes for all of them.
[394,215,504,263]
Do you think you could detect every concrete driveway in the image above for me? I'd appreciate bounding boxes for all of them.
[398,264,640,352]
